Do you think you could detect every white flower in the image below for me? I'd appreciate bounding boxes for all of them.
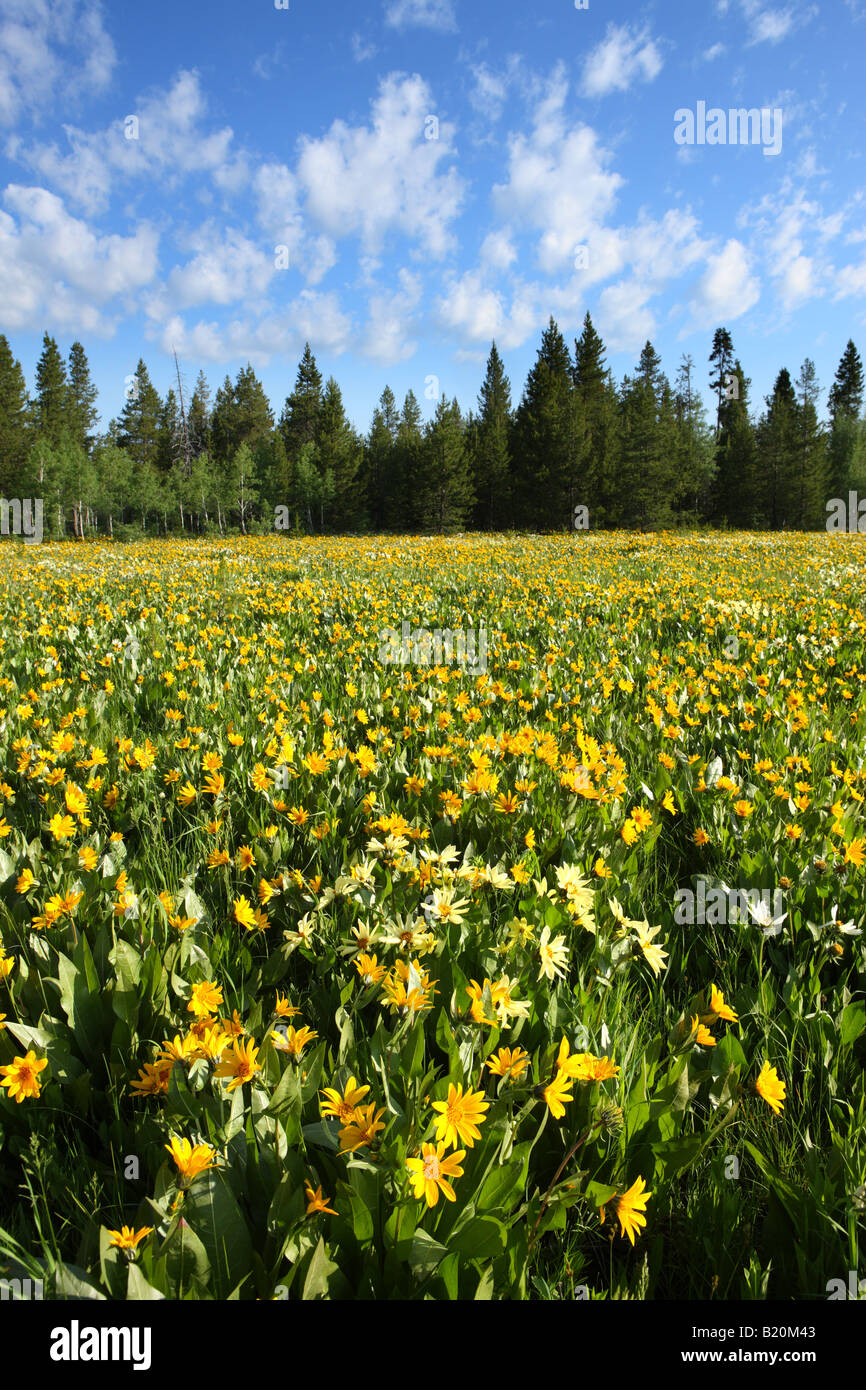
[747,897,788,937]
[821,904,861,937]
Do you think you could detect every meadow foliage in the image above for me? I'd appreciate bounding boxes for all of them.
[0,531,864,1300]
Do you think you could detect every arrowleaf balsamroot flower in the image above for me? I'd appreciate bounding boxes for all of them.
[107,1225,153,1251]
[305,1181,337,1216]
[406,1141,465,1207]
[486,1046,531,1081]
[541,1069,574,1118]
[214,1037,261,1090]
[165,1136,218,1187]
[0,1051,47,1102]
[187,980,224,1018]
[320,1076,371,1121]
[600,1176,652,1245]
[338,1102,387,1153]
[431,1083,489,1149]
[754,1060,786,1115]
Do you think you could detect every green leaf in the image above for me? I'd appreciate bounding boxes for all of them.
[127,1264,166,1300]
[840,1001,866,1047]
[182,1170,253,1300]
[267,1062,303,1120]
[301,1236,338,1300]
[448,1216,505,1263]
[162,1218,212,1297]
[408,1229,449,1280]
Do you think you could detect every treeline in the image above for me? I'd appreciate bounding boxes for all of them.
[0,318,864,537]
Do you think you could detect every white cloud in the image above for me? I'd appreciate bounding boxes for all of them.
[480,229,517,272]
[436,270,538,350]
[295,73,465,258]
[11,70,248,215]
[686,239,761,327]
[580,23,663,99]
[351,33,378,62]
[145,226,276,316]
[384,0,457,32]
[596,281,656,351]
[703,43,727,60]
[359,269,422,362]
[0,0,116,128]
[155,291,353,364]
[469,63,508,120]
[0,184,158,333]
[492,68,623,273]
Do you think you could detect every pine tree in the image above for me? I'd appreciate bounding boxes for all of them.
[512,317,576,529]
[34,333,68,447]
[673,354,715,522]
[756,368,797,527]
[472,341,512,529]
[826,340,865,500]
[280,343,323,461]
[66,341,99,455]
[709,327,735,438]
[573,313,613,523]
[156,389,181,476]
[116,359,162,530]
[317,377,363,531]
[616,343,676,527]
[792,359,826,529]
[712,361,758,526]
[188,370,212,458]
[364,386,399,530]
[395,389,424,530]
[420,396,474,532]
[0,334,30,495]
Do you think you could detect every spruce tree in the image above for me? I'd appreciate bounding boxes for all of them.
[188,370,212,458]
[826,340,864,500]
[792,359,825,529]
[0,334,30,494]
[66,341,99,455]
[472,341,512,529]
[709,327,735,438]
[756,368,797,527]
[34,333,68,447]
[673,354,715,522]
[712,361,758,526]
[512,317,576,529]
[318,377,363,531]
[280,343,323,460]
[420,396,474,533]
[573,313,613,523]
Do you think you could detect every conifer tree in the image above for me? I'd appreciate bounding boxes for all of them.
[66,342,99,455]
[512,317,576,529]
[280,343,323,460]
[712,361,758,526]
[420,396,474,532]
[709,327,735,437]
[34,333,68,447]
[0,334,30,494]
[792,358,825,529]
[472,341,512,529]
[826,340,865,499]
[756,368,797,527]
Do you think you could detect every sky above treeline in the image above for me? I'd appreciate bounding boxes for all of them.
[1,0,864,433]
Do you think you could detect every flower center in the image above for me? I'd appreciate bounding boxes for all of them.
[423,1155,441,1181]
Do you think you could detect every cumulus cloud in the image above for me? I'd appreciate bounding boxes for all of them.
[580,23,663,99]
[384,0,457,32]
[0,0,116,127]
[10,70,248,215]
[685,239,761,327]
[295,73,465,258]
[359,269,423,362]
[492,68,624,273]
[154,291,353,364]
[0,184,158,333]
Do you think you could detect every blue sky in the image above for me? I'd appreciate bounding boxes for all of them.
[1,0,865,434]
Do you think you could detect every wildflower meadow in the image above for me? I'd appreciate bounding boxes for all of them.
[0,530,864,1304]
